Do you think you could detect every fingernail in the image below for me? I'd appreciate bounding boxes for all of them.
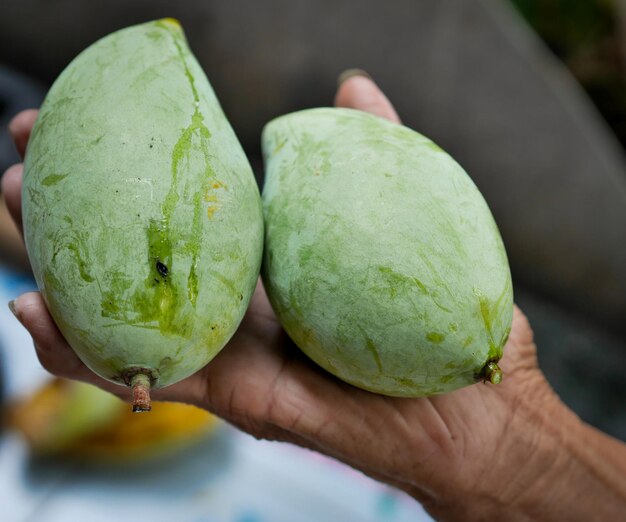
[8,299,19,320]
[338,68,372,87]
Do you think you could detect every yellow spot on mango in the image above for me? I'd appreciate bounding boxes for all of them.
[203,179,225,219]
[159,17,181,28]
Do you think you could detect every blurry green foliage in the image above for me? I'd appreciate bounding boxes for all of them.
[510,0,626,148]
[511,0,615,57]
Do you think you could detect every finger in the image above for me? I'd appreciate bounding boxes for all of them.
[8,291,209,406]
[9,109,39,160]
[334,69,401,123]
[9,292,103,383]
[1,164,24,235]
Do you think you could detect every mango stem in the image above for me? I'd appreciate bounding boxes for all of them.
[485,362,503,385]
[131,373,152,413]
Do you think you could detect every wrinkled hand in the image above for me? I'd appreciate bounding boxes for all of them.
[2,74,574,520]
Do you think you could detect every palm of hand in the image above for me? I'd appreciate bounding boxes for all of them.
[206,287,543,502]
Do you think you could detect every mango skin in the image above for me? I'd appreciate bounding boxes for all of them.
[262,108,513,396]
[22,20,263,388]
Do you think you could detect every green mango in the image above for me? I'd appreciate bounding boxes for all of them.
[262,108,513,396]
[22,19,264,409]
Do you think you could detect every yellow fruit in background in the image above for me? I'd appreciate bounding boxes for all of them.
[8,379,218,460]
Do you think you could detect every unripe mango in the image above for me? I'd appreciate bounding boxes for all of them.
[22,20,264,409]
[262,108,513,396]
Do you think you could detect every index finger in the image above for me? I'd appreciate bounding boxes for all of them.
[9,109,39,160]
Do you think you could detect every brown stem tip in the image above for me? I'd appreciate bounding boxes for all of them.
[131,373,152,413]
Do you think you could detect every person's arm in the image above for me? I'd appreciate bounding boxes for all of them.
[4,74,626,521]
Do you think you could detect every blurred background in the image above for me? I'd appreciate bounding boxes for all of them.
[0,0,625,520]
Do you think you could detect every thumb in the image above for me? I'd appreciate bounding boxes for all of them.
[334,69,401,124]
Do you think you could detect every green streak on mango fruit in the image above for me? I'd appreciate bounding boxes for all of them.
[22,20,264,393]
[261,108,513,397]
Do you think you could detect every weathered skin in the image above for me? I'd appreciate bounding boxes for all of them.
[262,108,513,396]
[22,20,264,390]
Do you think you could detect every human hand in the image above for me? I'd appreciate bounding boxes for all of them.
[4,73,624,521]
